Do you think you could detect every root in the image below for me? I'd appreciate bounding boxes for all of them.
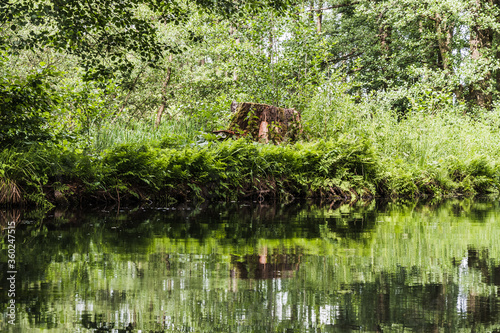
[0,178,23,204]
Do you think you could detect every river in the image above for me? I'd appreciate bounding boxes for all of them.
[1,199,500,332]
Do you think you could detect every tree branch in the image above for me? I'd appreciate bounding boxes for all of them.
[111,66,146,123]
[326,50,363,65]
[306,2,359,12]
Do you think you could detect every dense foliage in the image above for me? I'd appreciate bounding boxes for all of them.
[2,0,500,205]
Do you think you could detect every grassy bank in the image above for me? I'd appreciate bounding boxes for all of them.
[2,106,500,207]
[0,136,378,206]
[3,79,500,207]
[4,0,500,208]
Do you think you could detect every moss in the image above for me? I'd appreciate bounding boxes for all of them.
[227,102,302,143]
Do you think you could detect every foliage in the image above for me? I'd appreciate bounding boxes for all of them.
[3,0,500,204]
[1,0,290,81]
[323,0,500,110]
[57,76,121,143]
[0,56,63,147]
[0,136,377,205]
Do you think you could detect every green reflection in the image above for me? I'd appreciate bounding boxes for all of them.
[1,200,500,332]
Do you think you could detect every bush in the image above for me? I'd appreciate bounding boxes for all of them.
[0,58,63,148]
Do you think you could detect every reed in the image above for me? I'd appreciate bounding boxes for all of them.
[89,117,200,152]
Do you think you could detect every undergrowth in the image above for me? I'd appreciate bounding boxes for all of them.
[0,136,379,206]
[3,86,500,206]
[302,85,500,199]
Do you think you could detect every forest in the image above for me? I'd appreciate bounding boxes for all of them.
[2,0,500,207]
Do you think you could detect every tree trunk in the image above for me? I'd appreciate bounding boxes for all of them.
[468,0,494,109]
[494,30,500,94]
[377,11,391,89]
[378,25,391,55]
[316,8,322,33]
[435,13,453,71]
[155,55,173,129]
[492,0,500,94]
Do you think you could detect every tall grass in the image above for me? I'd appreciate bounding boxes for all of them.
[303,83,500,197]
[372,110,500,167]
[89,116,201,152]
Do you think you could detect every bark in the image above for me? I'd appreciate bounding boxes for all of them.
[223,102,302,143]
[378,24,391,55]
[259,120,269,143]
[492,0,500,94]
[470,0,492,60]
[231,101,239,113]
[434,13,453,71]
[468,0,494,109]
[316,9,322,33]
[495,31,500,93]
[377,10,391,88]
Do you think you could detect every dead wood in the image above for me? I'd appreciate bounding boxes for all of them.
[220,102,302,143]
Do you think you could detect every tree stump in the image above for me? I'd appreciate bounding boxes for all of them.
[216,102,302,143]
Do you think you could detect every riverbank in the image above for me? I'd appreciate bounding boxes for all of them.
[1,132,499,208]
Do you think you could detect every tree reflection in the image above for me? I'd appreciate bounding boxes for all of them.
[2,200,500,332]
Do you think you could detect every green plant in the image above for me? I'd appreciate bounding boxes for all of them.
[0,57,64,148]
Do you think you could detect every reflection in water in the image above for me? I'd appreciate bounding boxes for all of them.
[457,256,469,315]
[230,248,301,280]
[1,199,500,332]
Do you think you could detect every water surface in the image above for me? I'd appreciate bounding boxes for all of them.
[1,199,500,332]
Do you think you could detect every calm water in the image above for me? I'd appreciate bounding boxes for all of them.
[1,199,500,332]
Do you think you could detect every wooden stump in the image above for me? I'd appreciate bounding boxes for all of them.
[220,102,302,143]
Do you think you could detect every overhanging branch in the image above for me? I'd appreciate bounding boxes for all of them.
[306,2,359,12]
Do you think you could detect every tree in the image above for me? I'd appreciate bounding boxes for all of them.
[318,0,500,111]
[1,0,290,82]
[466,0,500,108]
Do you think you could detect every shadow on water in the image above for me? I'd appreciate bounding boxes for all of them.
[1,198,500,332]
